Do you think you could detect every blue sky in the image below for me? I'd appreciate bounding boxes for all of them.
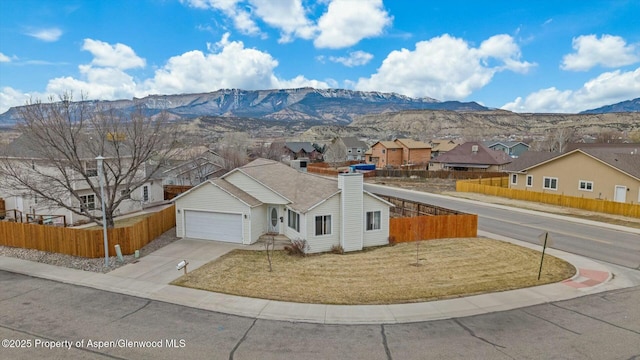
[0,0,639,114]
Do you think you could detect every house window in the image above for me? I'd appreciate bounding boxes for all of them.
[511,174,518,185]
[143,185,149,202]
[315,215,331,236]
[86,161,98,177]
[543,177,558,190]
[288,209,300,232]
[526,175,533,187]
[579,180,593,191]
[382,149,386,154]
[366,211,381,231]
[79,194,95,210]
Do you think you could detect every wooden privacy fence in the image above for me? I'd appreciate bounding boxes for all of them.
[164,185,193,200]
[390,215,478,243]
[0,205,176,258]
[457,180,640,219]
[375,169,507,180]
[377,194,478,242]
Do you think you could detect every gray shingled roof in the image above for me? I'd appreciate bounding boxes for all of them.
[285,142,317,153]
[341,137,368,149]
[504,148,640,180]
[210,178,262,207]
[236,158,340,213]
[504,151,560,172]
[430,141,512,165]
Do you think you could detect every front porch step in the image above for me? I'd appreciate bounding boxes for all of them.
[256,234,291,250]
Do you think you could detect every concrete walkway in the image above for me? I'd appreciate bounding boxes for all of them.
[2,230,639,324]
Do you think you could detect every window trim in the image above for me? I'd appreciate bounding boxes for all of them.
[314,215,332,236]
[143,185,149,202]
[543,176,558,190]
[287,209,300,232]
[526,175,533,188]
[366,211,381,231]
[578,180,593,192]
[79,194,96,211]
[511,174,518,185]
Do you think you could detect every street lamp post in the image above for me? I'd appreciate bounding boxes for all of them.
[95,155,109,267]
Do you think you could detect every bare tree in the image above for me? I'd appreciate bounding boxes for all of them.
[323,138,347,166]
[216,132,250,169]
[0,93,178,227]
[594,130,624,143]
[552,127,576,153]
[264,235,275,272]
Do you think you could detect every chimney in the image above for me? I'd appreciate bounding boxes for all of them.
[338,173,364,252]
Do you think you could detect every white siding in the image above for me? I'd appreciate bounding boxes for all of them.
[250,205,268,243]
[305,194,341,254]
[363,194,390,248]
[339,173,364,252]
[284,208,306,241]
[224,171,289,204]
[174,183,252,244]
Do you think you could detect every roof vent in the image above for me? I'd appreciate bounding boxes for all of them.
[471,145,478,153]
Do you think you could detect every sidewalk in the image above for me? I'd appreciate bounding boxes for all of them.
[1,232,638,325]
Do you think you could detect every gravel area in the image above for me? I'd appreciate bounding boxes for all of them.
[0,228,179,273]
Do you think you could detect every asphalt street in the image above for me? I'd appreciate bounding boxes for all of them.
[1,271,639,359]
[365,184,640,270]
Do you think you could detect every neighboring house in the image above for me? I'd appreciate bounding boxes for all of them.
[484,141,530,158]
[0,135,163,225]
[368,141,403,168]
[393,138,432,167]
[505,148,640,204]
[324,137,369,162]
[161,149,227,186]
[172,158,393,253]
[283,142,323,160]
[429,139,462,158]
[367,138,432,169]
[429,141,512,171]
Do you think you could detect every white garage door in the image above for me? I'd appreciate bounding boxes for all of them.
[185,210,243,243]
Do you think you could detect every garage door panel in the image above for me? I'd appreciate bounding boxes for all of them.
[185,210,242,243]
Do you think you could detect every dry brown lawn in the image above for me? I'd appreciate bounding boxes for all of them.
[171,238,575,305]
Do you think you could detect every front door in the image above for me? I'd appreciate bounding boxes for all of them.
[268,206,279,233]
[614,185,627,203]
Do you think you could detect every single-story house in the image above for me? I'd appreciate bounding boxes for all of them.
[172,158,393,253]
[505,148,640,203]
[429,141,512,171]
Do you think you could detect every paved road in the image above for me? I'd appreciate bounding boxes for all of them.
[365,184,640,270]
[1,271,639,359]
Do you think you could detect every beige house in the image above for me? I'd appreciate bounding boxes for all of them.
[172,159,393,253]
[505,149,640,204]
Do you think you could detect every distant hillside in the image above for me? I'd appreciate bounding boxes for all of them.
[581,98,640,114]
[0,88,488,127]
[300,110,640,141]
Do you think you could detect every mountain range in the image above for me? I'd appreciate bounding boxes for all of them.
[581,98,640,114]
[0,87,488,127]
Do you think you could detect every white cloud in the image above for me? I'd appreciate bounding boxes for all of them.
[329,51,373,67]
[180,0,261,35]
[561,34,639,71]
[250,0,316,43]
[82,39,146,70]
[0,87,32,113]
[25,27,63,42]
[502,67,640,113]
[0,53,11,62]
[355,34,535,100]
[314,0,392,49]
